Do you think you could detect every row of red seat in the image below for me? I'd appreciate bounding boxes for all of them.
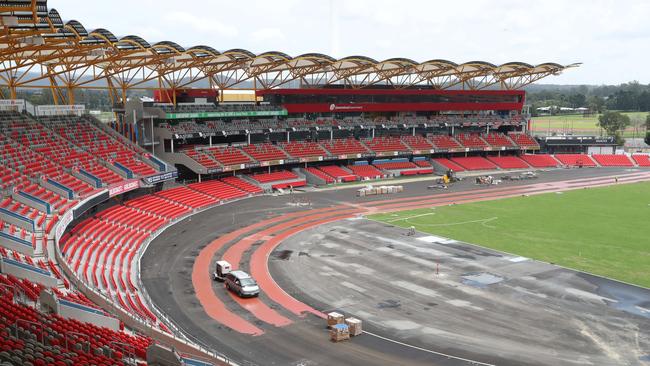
[59,177,264,332]
[242,143,288,161]
[346,165,385,179]
[279,141,328,158]
[205,146,252,166]
[0,133,95,197]
[316,165,358,182]
[433,154,650,170]
[45,117,157,177]
[184,148,221,169]
[250,170,300,183]
[0,274,152,364]
[180,133,542,171]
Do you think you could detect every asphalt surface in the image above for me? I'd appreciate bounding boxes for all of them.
[140,167,650,366]
[273,219,650,366]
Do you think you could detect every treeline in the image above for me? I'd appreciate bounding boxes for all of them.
[525,81,650,115]
[3,88,137,111]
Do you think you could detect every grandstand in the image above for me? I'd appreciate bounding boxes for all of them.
[10,2,650,366]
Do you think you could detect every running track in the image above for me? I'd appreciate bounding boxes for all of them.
[191,170,650,335]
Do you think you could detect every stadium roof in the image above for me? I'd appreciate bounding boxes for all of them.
[0,1,580,104]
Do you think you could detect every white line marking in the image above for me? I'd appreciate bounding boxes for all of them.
[446,299,484,311]
[565,288,618,303]
[413,216,499,228]
[391,280,438,297]
[635,305,650,314]
[508,256,529,263]
[340,281,367,293]
[386,211,436,223]
[362,330,495,366]
[417,235,457,244]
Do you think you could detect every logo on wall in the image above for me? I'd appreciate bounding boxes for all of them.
[329,104,363,111]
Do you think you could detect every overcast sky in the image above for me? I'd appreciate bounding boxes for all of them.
[51,0,650,85]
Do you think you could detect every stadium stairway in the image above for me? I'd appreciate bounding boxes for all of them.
[632,154,650,167]
[554,154,598,167]
[520,154,561,168]
[347,164,385,180]
[508,133,540,150]
[246,170,307,190]
[450,156,497,171]
[302,167,335,185]
[431,158,466,173]
[486,156,530,169]
[591,154,635,167]
[316,165,358,182]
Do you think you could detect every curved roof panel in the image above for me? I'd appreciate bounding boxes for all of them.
[0,4,577,92]
[187,45,221,57]
[65,20,88,37]
[118,35,151,50]
[90,28,118,43]
[152,41,185,54]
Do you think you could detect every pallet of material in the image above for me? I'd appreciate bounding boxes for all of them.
[330,323,350,342]
[327,312,344,328]
[345,317,362,336]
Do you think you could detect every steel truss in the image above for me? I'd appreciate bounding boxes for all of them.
[0,1,580,104]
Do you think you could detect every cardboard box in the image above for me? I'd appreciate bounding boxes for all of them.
[327,312,344,328]
[345,317,362,336]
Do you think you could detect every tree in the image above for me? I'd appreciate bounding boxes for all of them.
[646,113,650,131]
[567,93,586,108]
[645,131,650,146]
[598,111,631,136]
[587,95,605,113]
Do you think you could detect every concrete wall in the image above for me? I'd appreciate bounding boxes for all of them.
[58,299,120,331]
[12,191,50,214]
[0,207,35,232]
[300,168,327,186]
[0,257,57,288]
[0,231,34,256]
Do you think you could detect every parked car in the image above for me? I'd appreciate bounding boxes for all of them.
[224,270,260,297]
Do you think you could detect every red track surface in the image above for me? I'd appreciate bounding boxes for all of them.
[192,171,650,335]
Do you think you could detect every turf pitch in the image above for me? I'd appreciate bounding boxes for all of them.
[368,181,650,288]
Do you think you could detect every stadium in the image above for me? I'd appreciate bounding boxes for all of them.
[0,1,648,366]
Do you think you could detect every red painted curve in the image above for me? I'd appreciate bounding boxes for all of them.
[250,213,360,319]
[192,218,285,335]
[222,208,361,324]
[192,206,347,334]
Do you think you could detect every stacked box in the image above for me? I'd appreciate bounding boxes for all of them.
[330,323,350,342]
[327,312,344,328]
[345,317,362,336]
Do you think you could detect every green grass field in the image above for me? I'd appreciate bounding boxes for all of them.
[531,111,648,138]
[368,182,650,287]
